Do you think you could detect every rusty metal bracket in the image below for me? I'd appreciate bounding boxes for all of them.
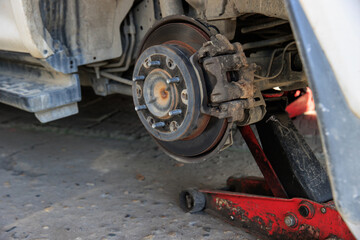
[194,34,266,125]
[198,34,254,103]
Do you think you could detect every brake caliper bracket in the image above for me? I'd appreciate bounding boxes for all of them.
[194,34,266,125]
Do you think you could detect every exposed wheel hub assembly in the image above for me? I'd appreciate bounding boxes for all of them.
[132,17,265,162]
[133,44,208,142]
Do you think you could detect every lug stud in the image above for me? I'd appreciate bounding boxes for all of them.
[166,77,180,84]
[169,109,182,116]
[152,122,165,129]
[148,61,161,67]
[133,75,145,81]
[135,105,147,111]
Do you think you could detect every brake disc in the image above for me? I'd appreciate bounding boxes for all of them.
[132,17,231,163]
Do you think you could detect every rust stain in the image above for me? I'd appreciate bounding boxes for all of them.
[159,87,168,99]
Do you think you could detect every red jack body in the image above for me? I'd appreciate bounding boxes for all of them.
[180,124,355,239]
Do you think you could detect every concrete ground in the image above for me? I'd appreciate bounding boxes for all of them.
[0,88,323,240]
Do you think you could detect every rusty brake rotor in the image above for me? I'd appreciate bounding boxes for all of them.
[133,16,231,163]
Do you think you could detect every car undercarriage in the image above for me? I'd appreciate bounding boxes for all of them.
[0,0,359,238]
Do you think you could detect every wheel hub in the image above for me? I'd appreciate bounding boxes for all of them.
[133,44,207,142]
[143,69,178,119]
[132,18,229,162]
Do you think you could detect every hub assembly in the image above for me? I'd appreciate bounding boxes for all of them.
[133,44,208,142]
[132,18,229,162]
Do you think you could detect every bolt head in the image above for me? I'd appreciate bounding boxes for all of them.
[220,104,228,111]
[284,215,297,227]
[320,207,327,214]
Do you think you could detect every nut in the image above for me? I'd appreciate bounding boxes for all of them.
[284,214,298,227]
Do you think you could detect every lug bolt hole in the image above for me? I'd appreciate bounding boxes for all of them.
[166,58,176,70]
[147,117,155,125]
[182,92,188,100]
[181,89,188,105]
[136,85,142,98]
[170,121,179,132]
[144,58,151,68]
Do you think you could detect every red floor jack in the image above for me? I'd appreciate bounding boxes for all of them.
[179,108,355,239]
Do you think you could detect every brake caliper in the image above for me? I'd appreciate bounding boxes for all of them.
[194,34,266,125]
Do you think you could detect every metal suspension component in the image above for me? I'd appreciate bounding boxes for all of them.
[133,16,230,162]
[194,34,266,126]
[133,43,207,142]
[132,16,266,162]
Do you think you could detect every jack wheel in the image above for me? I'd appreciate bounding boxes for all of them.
[179,189,206,213]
